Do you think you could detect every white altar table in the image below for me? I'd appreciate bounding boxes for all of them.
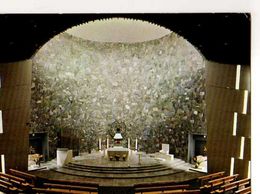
[107,146,129,161]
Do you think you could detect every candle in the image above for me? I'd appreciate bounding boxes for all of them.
[107,137,109,148]
[99,138,102,150]
[128,138,130,149]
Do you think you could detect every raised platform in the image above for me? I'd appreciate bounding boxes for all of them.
[32,152,205,187]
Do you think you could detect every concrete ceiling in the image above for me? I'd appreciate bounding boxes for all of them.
[0,13,250,65]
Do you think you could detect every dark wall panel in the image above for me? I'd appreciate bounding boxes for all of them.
[206,61,236,88]
[0,61,32,87]
[237,114,251,138]
[206,61,251,178]
[0,60,32,171]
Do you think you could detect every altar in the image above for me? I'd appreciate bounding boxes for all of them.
[107,146,129,161]
[107,127,129,161]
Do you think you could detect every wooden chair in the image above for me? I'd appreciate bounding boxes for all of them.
[235,186,251,194]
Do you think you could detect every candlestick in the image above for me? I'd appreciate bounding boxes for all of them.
[99,138,102,151]
[128,138,130,149]
[107,137,109,148]
[135,138,138,151]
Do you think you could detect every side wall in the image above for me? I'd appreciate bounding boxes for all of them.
[0,60,32,171]
[206,61,251,178]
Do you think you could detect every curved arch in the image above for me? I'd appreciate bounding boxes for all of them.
[32,16,205,60]
[31,18,206,157]
[64,17,172,43]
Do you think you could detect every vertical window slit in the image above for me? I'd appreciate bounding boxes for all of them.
[235,65,241,90]
[232,112,237,136]
[242,90,249,114]
[240,136,245,159]
[1,154,5,174]
[230,157,235,175]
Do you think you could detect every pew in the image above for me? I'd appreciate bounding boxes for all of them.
[43,183,98,193]
[45,178,99,188]
[212,178,250,193]
[0,172,32,192]
[0,179,20,193]
[32,187,95,193]
[135,180,186,188]
[235,186,251,194]
[167,190,201,194]
[197,171,225,186]
[42,178,99,194]
[9,168,38,186]
[0,172,29,185]
[134,183,190,194]
[200,174,239,192]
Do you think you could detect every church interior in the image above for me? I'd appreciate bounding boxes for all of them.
[0,14,251,194]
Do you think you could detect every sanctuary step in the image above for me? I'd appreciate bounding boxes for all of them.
[31,153,203,187]
[65,163,171,173]
[69,162,163,170]
[53,166,184,179]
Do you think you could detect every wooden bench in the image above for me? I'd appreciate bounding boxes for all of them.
[135,181,184,188]
[235,186,251,194]
[43,183,98,193]
[0,172,32,192]
[197,171,225,186]
[212,178,250,193]
[9,168,38,186]
[1,172,28,185]
[166,190,201,194]
[200,174,239,192]
[46,178,99,188]
[0,179,20,193]
[42,178,99,194]
[32,187,96,193]
[134,183,190,194]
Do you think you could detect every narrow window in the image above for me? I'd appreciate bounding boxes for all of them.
[232,112,237,136]
[242,90,249,114]
[240,136,245,159]
[248,160,251,178]
[1,154,5,174]
[0,110,3,134]
[230,157,235,175]
[235,65,241,90]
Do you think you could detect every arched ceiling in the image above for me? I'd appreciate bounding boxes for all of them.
[65,18,172,43]
[0,13,250,65]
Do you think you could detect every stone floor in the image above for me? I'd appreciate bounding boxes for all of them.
[30,151,206,187]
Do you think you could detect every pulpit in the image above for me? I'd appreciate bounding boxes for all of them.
[155,143,174,161]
